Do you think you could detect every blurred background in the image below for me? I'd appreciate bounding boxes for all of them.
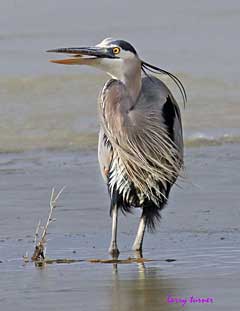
[1,2,240,311]
[1,0,239,152]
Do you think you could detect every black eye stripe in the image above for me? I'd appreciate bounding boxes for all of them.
[111,40,137,55]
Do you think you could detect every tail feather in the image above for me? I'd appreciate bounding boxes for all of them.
[142,201,163,233]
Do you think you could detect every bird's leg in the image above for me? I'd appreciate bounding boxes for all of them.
[109,204,120,257]
[134,245,146,272]
[132,214,146,253]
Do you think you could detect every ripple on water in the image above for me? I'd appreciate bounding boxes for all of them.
[147,245,240,279]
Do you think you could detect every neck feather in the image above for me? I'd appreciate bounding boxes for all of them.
[121,63,142,102]
[97,58,142,103]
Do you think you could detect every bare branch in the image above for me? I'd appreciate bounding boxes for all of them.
[34,219,41,244]
[53,186,66,204]
[31,187,65,261]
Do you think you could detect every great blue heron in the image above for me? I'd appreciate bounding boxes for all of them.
[48,38,186,256]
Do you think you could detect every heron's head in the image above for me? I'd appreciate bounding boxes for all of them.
[48,38,141,80]
[48,38,187,104]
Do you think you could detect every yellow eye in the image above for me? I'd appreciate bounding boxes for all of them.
[112,47,120,54]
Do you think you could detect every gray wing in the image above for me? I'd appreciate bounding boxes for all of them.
[98,127,113,183]
[140,76,183,159]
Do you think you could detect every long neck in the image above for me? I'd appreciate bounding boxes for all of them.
[121,61,142,103]
[97,58,142,103]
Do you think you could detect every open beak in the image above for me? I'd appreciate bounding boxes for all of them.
[47,46,111,65]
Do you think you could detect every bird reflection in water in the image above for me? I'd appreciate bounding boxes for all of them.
[110,252,181,311]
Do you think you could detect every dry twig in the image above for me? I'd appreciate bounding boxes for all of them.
[31,187,65,261]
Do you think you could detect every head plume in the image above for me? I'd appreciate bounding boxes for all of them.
[141,61,187,107]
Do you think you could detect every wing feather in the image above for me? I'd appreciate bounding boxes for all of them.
[99,77,183,204]
[98,127,113,183]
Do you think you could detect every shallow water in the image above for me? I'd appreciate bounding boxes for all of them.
[0,144,240,310]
